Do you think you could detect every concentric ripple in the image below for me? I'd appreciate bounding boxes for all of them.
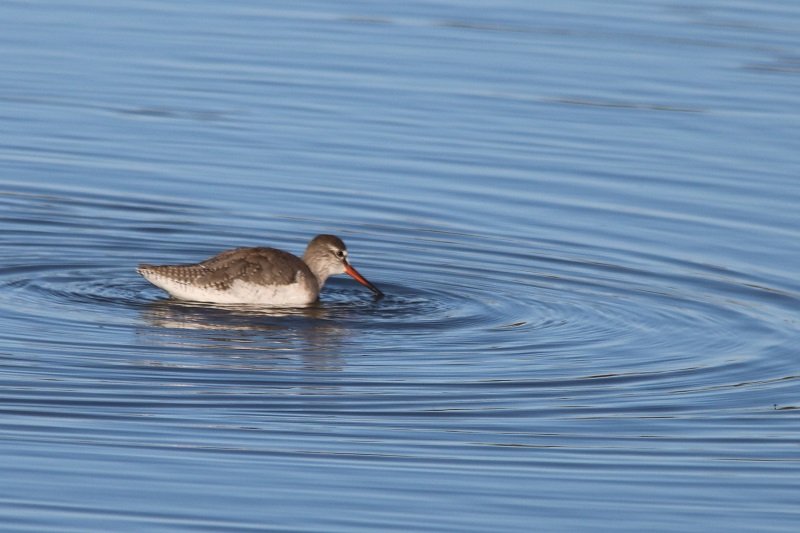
[0,185,797,424]
[1,185,795,403]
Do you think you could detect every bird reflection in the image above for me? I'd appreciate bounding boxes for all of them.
[137,299,349,372]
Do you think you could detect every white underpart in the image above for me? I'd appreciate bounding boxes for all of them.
[142,273,317,306]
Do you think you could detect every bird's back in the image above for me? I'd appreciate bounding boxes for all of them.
[137,247,319,305]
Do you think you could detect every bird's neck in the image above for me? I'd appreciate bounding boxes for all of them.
[303,252,332,288]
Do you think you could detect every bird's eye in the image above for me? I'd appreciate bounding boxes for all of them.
[335,250,345,258]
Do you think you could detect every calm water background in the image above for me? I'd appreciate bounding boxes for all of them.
[1,0,799,531]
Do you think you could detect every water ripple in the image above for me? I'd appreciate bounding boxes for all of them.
[1,185,794,406]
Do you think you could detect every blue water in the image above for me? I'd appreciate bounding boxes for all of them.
[1,1,799,531]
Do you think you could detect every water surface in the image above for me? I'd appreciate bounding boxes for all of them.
[1,1,799,531]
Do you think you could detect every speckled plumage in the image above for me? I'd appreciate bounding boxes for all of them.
[139,247,310,289]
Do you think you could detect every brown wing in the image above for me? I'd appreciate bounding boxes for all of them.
[138,247,309,290]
